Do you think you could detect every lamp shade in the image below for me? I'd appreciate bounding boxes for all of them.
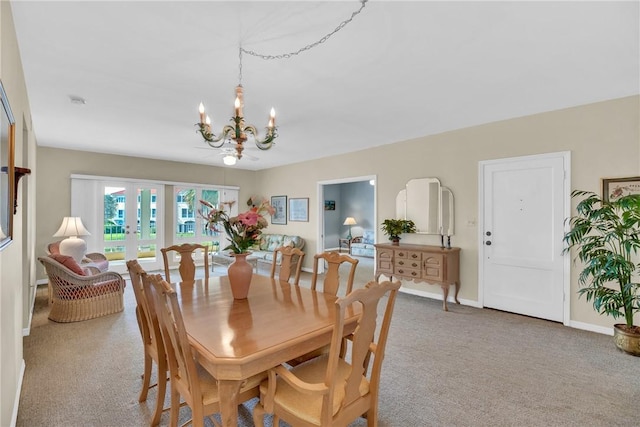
[343,217,357,226]
[53,217,91,264]
[53,217,91,238]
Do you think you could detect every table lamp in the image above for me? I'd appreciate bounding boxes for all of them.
[53,216,91,264]
[343,217,357,240]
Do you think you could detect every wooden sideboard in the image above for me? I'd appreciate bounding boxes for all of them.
[374,243,460,311]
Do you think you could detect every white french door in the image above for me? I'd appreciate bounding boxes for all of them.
[479,152,569,323]
[72,177,164,274]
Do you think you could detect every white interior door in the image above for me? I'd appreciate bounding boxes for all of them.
[480,152,568,322]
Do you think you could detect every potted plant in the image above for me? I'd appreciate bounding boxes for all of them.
[563,190,640,355]
[381,218,416,245]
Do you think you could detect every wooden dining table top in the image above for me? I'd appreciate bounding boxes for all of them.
[174,274,356,380]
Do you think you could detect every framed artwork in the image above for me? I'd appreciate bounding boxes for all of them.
[602,177,640,202]
[289,198,309,222]
[0,80,15,251]
[324,200,335,211]
[271,195,287,224]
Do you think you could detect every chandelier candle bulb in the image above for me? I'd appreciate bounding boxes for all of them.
[198,102,205,124]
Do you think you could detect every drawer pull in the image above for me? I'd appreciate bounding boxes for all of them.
[411,253,418,259]
[411,262,418,268]
[398,252,405,257]
[411,271,417,276]
[398,260,404,265]
[397,269,404,274]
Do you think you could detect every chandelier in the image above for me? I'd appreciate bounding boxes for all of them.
[195,0,368,166]
[197,49,277,166]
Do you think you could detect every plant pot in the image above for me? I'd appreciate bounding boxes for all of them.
[227,253,253,299]
[391,237,400,246]
[613,324,640,356]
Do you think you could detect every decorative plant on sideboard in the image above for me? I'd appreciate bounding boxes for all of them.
[563,190,640,356]
[381,219,416,245]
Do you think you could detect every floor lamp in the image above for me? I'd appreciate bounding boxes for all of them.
[343,217,357,240]
[53,217,91,264]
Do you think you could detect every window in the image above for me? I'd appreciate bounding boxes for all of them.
[173,186,237,247]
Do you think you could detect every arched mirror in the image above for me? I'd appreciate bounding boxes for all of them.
[395,178,454,235]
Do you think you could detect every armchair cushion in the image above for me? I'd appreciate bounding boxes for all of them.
[49,254,86,276]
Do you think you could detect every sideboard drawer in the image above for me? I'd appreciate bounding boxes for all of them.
[395,257,421,270]
[395,267,420,278]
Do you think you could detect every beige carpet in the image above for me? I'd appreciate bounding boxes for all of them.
[18,255,640,426]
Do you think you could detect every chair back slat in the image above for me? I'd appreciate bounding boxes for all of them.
[311,251,359,295]
[161,243,209,283]
[270,246,305,285]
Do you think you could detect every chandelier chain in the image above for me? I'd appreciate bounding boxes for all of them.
[240,0,367,61]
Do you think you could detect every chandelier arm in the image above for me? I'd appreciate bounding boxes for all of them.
[244,125,277,149]
[197,123,225,147]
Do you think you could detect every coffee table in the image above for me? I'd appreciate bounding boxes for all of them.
[210,252,258,272]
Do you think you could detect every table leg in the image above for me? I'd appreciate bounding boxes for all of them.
[218,379,242,427]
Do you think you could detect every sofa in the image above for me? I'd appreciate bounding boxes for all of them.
[211,234,305,271]
[252,234,305,268]
[350,230,375,258]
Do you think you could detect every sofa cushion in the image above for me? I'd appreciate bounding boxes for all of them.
[49,254,86,276]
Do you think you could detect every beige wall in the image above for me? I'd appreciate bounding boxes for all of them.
[254,95,640,330]
[0,1,37,425]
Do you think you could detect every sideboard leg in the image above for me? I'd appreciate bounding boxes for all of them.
[454,281,460,304]
[440,285,449,311]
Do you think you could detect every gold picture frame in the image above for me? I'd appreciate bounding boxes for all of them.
[602,176,640,202]
[0,80,15,250]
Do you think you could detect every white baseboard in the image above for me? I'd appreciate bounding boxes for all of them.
[398,286,481,308]
[10,359,26,427]
[399,287,613,335]
[567,320,613,336]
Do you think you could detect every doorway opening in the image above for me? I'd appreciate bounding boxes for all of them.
[317,175,376,272]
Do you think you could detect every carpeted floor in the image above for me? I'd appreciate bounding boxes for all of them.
[18,256,640,426]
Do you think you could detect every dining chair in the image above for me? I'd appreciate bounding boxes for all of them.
[253,279,402,427]
[286,251,360,367]
[161,243,209,283]
[146,273,264,427]
[311,250,359,296]
[270,246,305,285]
[126,259,168,427]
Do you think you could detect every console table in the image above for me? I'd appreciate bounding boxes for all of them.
[374,243,460,311]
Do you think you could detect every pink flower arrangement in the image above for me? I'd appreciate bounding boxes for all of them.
[199,199,274,254]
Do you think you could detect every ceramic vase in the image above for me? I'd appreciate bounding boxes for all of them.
[228,252,253,299]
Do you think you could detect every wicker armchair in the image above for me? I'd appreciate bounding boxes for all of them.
[39,256,125,323]
[47,240,109,272]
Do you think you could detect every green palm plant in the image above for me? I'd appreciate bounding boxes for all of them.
[563,190,640,330]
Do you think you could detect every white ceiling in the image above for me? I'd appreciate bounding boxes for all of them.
[9,0,639,171]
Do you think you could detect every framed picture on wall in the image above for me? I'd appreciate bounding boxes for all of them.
[602,176,640,202]
[324,200,335,210]
[271,195,287,224]
[289,198,309,222]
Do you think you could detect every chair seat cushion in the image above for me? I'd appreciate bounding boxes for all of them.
[263,355,369,425]
[49,254,85,276]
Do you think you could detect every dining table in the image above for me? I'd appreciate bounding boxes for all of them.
[173,274,359,427]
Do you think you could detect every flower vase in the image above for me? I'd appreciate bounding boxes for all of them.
[228,253,253,299]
